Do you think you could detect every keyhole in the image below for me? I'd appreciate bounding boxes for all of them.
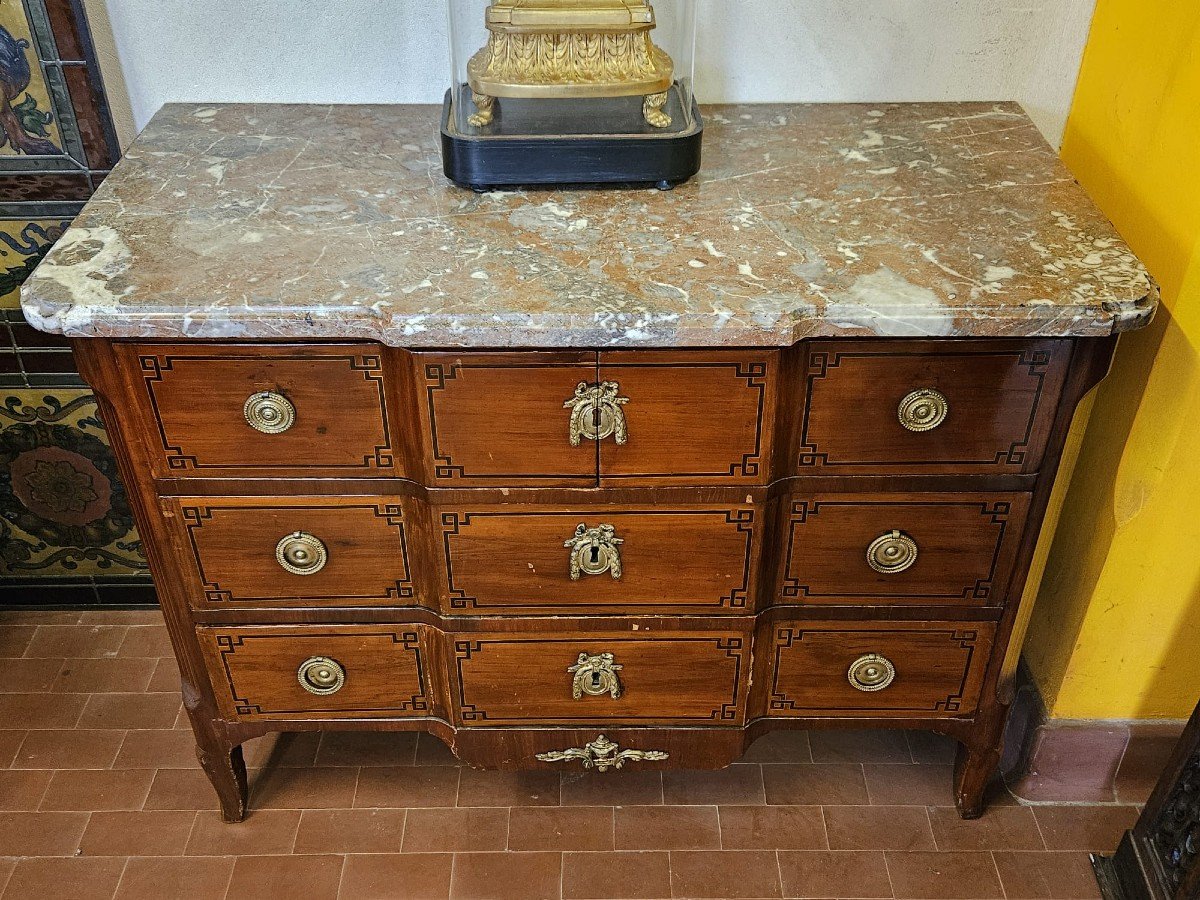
[591,672,602,689]
[590,546,601,565]
[591,407,603,428]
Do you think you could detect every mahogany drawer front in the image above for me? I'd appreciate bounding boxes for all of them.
[761,621,996,717]
[165,497,419,609]
[198,625,433,721]
[597,350,778,484]
[418,350,777,486]
[452,627,751,726]
[121,344,397,478]
[779,493,1030,606]
[797,340,1071,474]
[437,505,760,614]
[418,351,599,486]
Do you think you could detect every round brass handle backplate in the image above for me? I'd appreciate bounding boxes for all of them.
[275,531,328,576]
[848,654,896,692]
[898,389,948,432]
[867,530,918,574]
[244,391,296,434]
[297,656,345,695]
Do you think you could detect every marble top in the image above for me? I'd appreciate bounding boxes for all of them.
[21,102,1157,346]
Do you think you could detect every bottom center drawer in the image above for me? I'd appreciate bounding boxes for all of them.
[452,625,752,726]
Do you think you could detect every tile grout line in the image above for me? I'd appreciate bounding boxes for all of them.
[1029,804,1049,851]
[926,804,942,852]
[331,853,347,900]
[990,850,1011,900]
[290,808,304,854]
[110,855,131,900]
[182,808,201,855]
[31,764,54,811]
[862,760,877,805]
[880,844,897,900]
[922,805,935,853]
[216,854,236,900]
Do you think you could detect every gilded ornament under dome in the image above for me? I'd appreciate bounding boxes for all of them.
[465,0,675,127]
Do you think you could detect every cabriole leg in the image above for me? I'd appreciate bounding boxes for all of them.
[195,732,248,823]
[955,734,1003,820]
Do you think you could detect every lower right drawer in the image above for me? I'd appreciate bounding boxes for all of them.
[759,620,996,717]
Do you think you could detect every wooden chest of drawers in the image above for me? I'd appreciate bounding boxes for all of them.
[24,101,1157,824]
[74,334,1115,821]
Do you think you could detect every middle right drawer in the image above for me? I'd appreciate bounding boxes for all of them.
[777,493,1030,607]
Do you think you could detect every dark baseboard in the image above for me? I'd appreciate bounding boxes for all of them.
[0,574,158,609]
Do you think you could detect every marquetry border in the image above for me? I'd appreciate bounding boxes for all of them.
[440,508,756,610]
[768,627,983,715]
[797,347,1055,469]
[214,630,429,717]
[781,500,1013,602]
[453,634,747,724]
[596,359,772,480]
[181,503,414,605]
[424,357,598,481]
[138,352,393,471]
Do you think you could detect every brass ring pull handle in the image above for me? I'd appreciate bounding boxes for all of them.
[297,656,345,695]
[565,523,624,580]
[564,381,630,446]
[536,735,669,772]
[848,654,896,692]
[898,388,948,432]
[867,530,918,574]
[244,391,296,434]
[568,652,623,700]
[275,531,328,576]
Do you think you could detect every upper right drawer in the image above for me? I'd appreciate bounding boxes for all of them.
[796,340,1072,475]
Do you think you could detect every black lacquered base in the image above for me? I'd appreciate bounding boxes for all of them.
[440,89,703,191]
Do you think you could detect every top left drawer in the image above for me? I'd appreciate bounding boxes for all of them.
[118,344,400,479]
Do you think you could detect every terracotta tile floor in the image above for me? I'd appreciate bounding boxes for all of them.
[0,610,1144,899]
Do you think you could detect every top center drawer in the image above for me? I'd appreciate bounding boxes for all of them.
[419,350,779,486]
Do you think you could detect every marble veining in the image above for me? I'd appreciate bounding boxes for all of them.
[20,102,1157,346]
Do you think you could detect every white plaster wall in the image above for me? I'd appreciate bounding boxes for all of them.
[82,0,1097,149]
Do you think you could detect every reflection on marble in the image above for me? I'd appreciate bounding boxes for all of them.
[22,102,1157,347]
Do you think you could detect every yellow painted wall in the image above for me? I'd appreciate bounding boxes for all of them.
[1023,0,1200,720]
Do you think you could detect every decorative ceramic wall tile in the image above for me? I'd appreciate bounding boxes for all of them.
[0,1,64,156]
[0,217,67,305]
[0,388,147,577]
[0,2,143,603]
[0,0,119,205]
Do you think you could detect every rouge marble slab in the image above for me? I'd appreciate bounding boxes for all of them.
[21,102,1156,346]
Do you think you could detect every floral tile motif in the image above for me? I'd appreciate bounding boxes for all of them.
[0,218,67,306]
[0,0,63,157]
[0,388,147,576]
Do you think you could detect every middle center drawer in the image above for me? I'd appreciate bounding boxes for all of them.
[436,503,763,615]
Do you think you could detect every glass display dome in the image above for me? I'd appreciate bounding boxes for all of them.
[441,0,702,189]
